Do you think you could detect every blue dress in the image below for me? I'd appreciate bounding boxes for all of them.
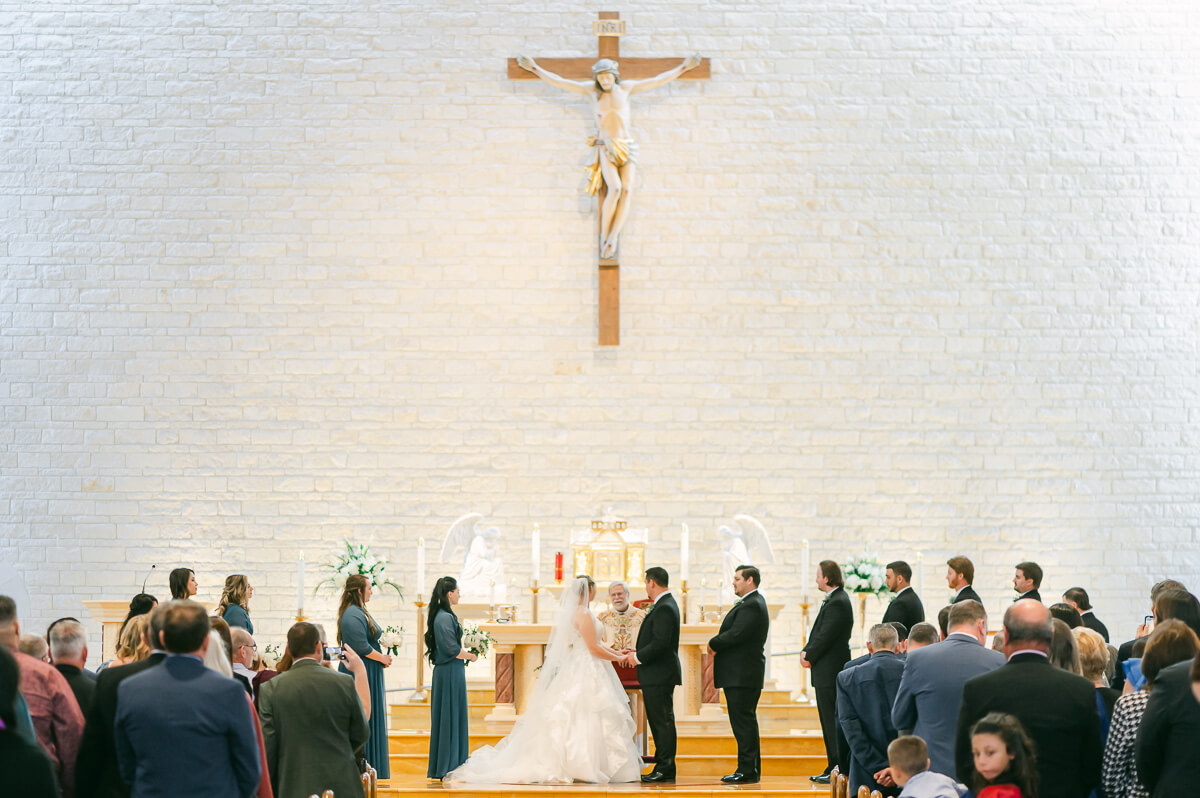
[222,603,253,634]
[427,611,469,779]
[339,604,390,778]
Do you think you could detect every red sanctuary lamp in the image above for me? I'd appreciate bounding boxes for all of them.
[554,552,564,583]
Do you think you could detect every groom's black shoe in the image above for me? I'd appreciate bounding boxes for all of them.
[721,772,759,784]
[809,772,831,784]
[641,771,675,783]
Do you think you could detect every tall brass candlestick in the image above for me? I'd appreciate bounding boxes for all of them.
[410,600,428,702]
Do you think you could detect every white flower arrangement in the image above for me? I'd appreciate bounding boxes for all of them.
[380,625,404,656]
[315,538,404,597]
[461,620,494,664]
[842,554,889,598]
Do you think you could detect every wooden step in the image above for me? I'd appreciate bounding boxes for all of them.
[390,749,827,778]
[387,730,827,758]
[377,774,830,796]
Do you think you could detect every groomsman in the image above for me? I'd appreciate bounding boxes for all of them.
[708,565,770,784]
[946,557,981,604]
[1063,587,1109,642]
[802,560,853,784]
[626,567,681,783]
[882,561,925,633]
[1012,562,1043,602]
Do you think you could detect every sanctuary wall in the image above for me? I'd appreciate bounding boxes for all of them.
[2,1,1198,683]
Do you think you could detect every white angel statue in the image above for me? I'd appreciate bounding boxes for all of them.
[441,513,506,603]
[716,515,776,592]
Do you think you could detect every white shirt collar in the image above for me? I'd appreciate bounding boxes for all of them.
[896,586,913,596]
[653,590,672,605]
[740,588,759,599]
[1008,648,1049,660]
[954,584,971,597]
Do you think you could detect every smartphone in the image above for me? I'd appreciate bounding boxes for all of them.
[323,644,344,661]
[1144,615,1155,626]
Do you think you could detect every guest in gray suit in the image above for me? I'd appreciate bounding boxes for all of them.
[887,600,1004,779]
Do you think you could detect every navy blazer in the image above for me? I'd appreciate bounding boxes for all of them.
[836,650,906,794]
[115,654,260,798]
[709,590,770,688]
[803,587,853,687]
[891,633,1004,776]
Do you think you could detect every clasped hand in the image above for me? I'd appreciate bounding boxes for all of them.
[616,649,637,667]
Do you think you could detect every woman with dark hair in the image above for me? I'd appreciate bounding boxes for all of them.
[169,568,197,600]
[0,646,59,797]
[1102,619,1200,798]
[117,593,157,641]
[1136,643,1200,797]
[337,574,391,778]
[426,576,477,780]
[1152,589,1200,639]
[968,712,1039,797]
[1048,618,1082,675]
[217,575,254,633]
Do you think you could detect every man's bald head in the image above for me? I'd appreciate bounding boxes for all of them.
[1003,599,1053,654]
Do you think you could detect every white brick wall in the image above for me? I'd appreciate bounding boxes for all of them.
[2,2,1199,684]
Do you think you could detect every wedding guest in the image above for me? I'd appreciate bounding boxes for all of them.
[883,561,925,633]
[1012,562,1043,603]
[1113,580,1187,691]
[886,736,968,798]
[337,574,391,778]
[218,574,255,633]
[104,614,151,670]
[117,593,157,641]
[937,606,952,640]
[1050,602,1083,629]
[1134,648,1200,797]
[1073,627,1119,741]
[48,619,96,715]
[946,557,980,604]
[1102,620,1199,798]
[202,629,235,678]
[427,576,477,779]
[114,600,260,797]
[169,567,198,600]
[259,622,368,798]
[19,634,49,662]
[836,623,904,795]
[908,623,940,651]
[231,627,258,693]
[0,645,59,797]
[0,594,85,794]
[1049,618,1082,674]
[1063,587,1110,642]
[967,713,1038,798]
[1152,588,1200,639]
[803,559,853,784]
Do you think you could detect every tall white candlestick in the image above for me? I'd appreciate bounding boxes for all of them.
[801,539,811,600]
[531,524,541,583]
[297,551,305,612]
[915,550,924,610]
[680,524,689,581]
[417,538,426,598]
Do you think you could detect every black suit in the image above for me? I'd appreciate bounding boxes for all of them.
[74,652,166,798]
[803,587,853,772]
[1135,659,1200,797]
[1080,610,1110,643]
[55,664,97,717]
[1112,635,1145,691]
[881,587,925,633]
[951,585,982,604]
[1016,589,1042,603]
[955,653,1102,798]
[709,590,770,777]
[636,593,682,777]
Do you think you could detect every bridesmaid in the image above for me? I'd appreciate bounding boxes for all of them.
[427,577,477,780]
[169,567,198,600]
[218,575,254,633]
[338,574,392,778]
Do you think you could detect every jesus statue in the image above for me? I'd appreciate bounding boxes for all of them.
[516,54,702,259]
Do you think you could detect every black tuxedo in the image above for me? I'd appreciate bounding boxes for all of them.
[955,653,1101,798]
[709,590,770,777]
[951,585,981,604]
[881,587,925,633]
[636,592,681,776]
[1016,588,1042,603]
[75,652,167,798]
[1135,659,1200,797]
[803,587,853,771]
[1080,610,1109,642]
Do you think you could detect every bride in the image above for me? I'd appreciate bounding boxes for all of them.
[445,575,642,784]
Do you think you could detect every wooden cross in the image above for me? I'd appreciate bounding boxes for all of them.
[508,12,710,346]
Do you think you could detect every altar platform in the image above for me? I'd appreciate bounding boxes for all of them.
[376,775,829,797]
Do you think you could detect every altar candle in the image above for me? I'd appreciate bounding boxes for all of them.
[417,538,426,598]
[915,550,924,608]
[531,524,540,583]
[801,539,811,599]
[680,524,689,581]
[297,551,305,612]
[554,552,564,582]
[490,580,496,606]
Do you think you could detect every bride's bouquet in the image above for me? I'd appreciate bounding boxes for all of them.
[461,620,495,664]
[380,625,404,656]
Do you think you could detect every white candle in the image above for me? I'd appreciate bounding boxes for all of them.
[417,538,426,598]
[490,580,496,606]
[531,524,540,584]
[801,539,811,600]
[915,551,924,609]
[680,523,689,581]
[297,551,305,612]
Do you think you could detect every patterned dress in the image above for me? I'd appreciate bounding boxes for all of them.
[1102,689,1151,798]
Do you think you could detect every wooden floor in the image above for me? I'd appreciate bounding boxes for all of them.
[378,775,829,797]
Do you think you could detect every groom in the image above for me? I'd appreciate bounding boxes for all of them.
[623,566,681,783]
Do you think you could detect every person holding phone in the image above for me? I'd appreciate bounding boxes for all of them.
[337,575,391,779]
[426,576,477,780]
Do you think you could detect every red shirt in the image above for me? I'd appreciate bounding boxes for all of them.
[17,650,85,793]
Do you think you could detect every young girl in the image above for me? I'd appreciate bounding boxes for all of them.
[968,713,1039,798]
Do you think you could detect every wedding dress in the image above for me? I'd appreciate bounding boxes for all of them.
[445,577,642,784]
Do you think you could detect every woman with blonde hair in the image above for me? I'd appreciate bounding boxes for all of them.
[337,574,391,778]
[217,574,254,633]
[1074,627,1121,745]
[110,615,151,668]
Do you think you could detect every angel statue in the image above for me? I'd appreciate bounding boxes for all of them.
[716,515,777,593]
[441,513,507,603]
[516,53,702,259]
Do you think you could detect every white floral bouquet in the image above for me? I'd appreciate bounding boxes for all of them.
[380,625,403,656]
[315,538,404,597]
[842,554,889,597]
[461,620,495,664]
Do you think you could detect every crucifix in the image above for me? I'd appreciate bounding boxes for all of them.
[508,12,710,346]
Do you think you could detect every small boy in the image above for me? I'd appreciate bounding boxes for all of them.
[885,736,969,798]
